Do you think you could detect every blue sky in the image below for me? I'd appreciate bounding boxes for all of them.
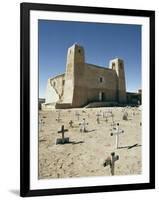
[38,20,141,98]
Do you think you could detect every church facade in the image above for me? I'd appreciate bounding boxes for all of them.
[42,44,127,110]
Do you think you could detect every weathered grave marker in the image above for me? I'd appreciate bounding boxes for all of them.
[105,115,108,122]
[109,111,114,122]
[56,125,69,144]
[69,120,73,128]
[103,152,119,175]
[122,112,128,120]
[102,112,105,118]
[39,118,45,132]
[110,121,116,130]
[79,118,88,132]
[103,112,108,122]
[107,111,114,121]
[75,111,80,121]
[96,113,101,124]
[56,111,61,122]
[110,123,124,149]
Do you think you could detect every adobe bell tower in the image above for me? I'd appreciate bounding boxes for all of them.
[62,43,86,107]
[110,58,127,103]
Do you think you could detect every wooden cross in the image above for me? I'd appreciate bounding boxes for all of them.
[111,113,114,122]
[56,111,61,122]
[79,118,88,132]
[123,112,128,120]
[105,116,108,122]
[75,111,80,121]
[69,120,73,128]
[39,118,45,132]
[108,111,114,122]
[110,123,124,149]
[105,111,114,121]
[102,111,106,118]
[132,110,135,117]
[104,112,110,122]
[103,152,119,175]
[110,121,116,130]
[96,113,101,124]
[56,125,69,144]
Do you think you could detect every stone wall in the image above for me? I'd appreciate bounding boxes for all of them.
[85,64,118,103]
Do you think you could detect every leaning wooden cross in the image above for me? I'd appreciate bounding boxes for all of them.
[110,123,124,149]
[56,125,69,144]
[103,152,119,175]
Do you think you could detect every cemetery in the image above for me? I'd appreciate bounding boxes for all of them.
[39,106,141,179]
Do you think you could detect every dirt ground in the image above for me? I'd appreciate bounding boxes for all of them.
[38,107,142,179]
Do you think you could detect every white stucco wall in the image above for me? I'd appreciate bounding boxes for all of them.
[45,79,59,104]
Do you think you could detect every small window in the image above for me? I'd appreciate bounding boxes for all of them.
[62,80,65,85]
[78,49,81,53]
[99,77,103,83]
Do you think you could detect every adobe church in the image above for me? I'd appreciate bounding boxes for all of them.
[42,43,127,110]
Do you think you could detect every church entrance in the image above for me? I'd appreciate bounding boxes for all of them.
[99,92,104,101]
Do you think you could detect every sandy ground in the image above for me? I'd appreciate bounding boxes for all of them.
[38,107,141,179]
